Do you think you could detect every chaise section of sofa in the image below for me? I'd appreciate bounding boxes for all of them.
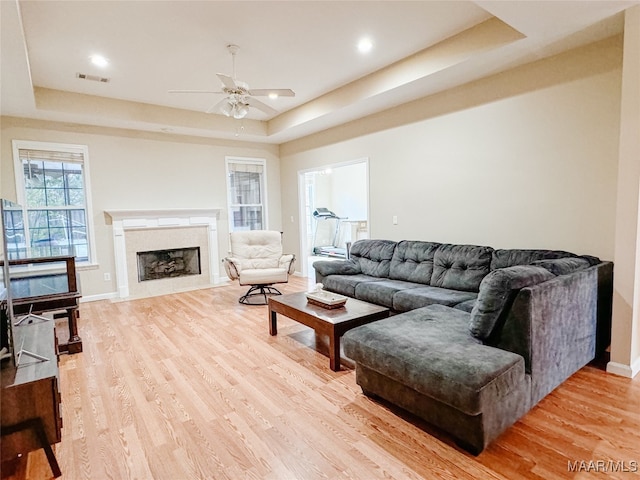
[314,238,612,453]
[343,305,531,453]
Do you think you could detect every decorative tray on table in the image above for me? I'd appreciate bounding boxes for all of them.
[305,289,348,309]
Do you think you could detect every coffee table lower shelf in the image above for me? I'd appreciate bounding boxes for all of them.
[268,292,389,371]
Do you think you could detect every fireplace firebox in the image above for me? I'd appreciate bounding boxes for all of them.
[137,247,201,282]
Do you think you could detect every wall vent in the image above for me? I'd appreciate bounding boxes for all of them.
[76,73,110,83]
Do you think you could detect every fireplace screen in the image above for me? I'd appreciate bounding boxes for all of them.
[137,247,201,282]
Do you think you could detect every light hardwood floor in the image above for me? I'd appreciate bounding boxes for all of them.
[5,276,640,479]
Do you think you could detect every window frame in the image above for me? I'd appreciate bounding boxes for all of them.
[225,156,268,232]
[12,140,98,267]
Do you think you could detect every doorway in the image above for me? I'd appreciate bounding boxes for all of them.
[298,158,370,279]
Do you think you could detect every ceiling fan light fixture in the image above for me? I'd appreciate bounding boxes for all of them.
[221,101,234,117]
[233,103,249,119]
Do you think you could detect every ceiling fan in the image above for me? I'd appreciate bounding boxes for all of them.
[169,44,295,119]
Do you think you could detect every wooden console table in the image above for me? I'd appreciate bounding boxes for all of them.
[7,256,82,354]
[1,321,62,478]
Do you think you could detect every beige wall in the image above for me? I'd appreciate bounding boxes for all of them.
[280,37,622,265]
[610,5,640,377]
[309,163,367,221]
[0,119,281,298]
[330,162,368,222]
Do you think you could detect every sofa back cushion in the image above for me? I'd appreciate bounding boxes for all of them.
[350,239,397,277]
[430,244,493,292]
[491,249,578,270]
[469,265,555,340]
[389,240,441,284]
[531,257,592,276]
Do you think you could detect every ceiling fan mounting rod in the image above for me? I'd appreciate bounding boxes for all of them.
[227,44,240,80]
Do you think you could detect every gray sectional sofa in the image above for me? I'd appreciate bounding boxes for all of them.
[313,239,613,453]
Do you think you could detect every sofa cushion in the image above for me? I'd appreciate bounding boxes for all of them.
[350,239,397,277]
[313,259,361,277]
[392,286,477,312]
[453,298,476,313]
[491,249,578,270]
[389,240,441,285]
[531,257,591,276]
[322,274,384,297]
[470,266,555,340]
[354,279,422,309]
[430,244,493,292]
[343,305,526,416]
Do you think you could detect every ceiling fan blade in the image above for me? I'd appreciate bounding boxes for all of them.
[246,97,278,116]
[249,88,295,97]
[168,90,224,94]
[206,98,229,114]
[217,73,237,90]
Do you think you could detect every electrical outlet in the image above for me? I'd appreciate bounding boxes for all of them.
[103,272,111,281]
[392,215,398,225]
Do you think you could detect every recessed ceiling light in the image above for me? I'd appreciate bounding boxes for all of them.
[268,92,279,100]
[90,54,109,68]
[357,37,373,54]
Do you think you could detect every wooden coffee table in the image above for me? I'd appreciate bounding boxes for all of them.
[268,292,389,371]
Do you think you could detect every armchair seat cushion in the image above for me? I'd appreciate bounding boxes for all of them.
[239,268,289,285]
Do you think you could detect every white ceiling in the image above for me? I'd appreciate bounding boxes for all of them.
[1,0,638,144]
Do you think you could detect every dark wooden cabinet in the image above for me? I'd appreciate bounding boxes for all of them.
[1,321,62,477]
[8,255,82,354]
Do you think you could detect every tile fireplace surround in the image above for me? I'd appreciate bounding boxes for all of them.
[105,208,222,299]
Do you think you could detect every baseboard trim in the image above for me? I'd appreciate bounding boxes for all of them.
[80,280,234,303]
[606,358,640,378]
[80,292,118,303]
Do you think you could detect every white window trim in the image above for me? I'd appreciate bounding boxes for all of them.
[225,156,268,232]
[11,140,98,267]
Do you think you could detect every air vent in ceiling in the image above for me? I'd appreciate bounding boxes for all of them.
[76,73,110,83]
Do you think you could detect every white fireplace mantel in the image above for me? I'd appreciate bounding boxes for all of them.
[105,208,222,298]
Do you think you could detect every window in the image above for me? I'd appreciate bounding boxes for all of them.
[225,157,267,232]
[12,140,95,264]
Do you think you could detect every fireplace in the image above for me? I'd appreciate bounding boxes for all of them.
[105,208,222,299]
[137,247,201,282]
